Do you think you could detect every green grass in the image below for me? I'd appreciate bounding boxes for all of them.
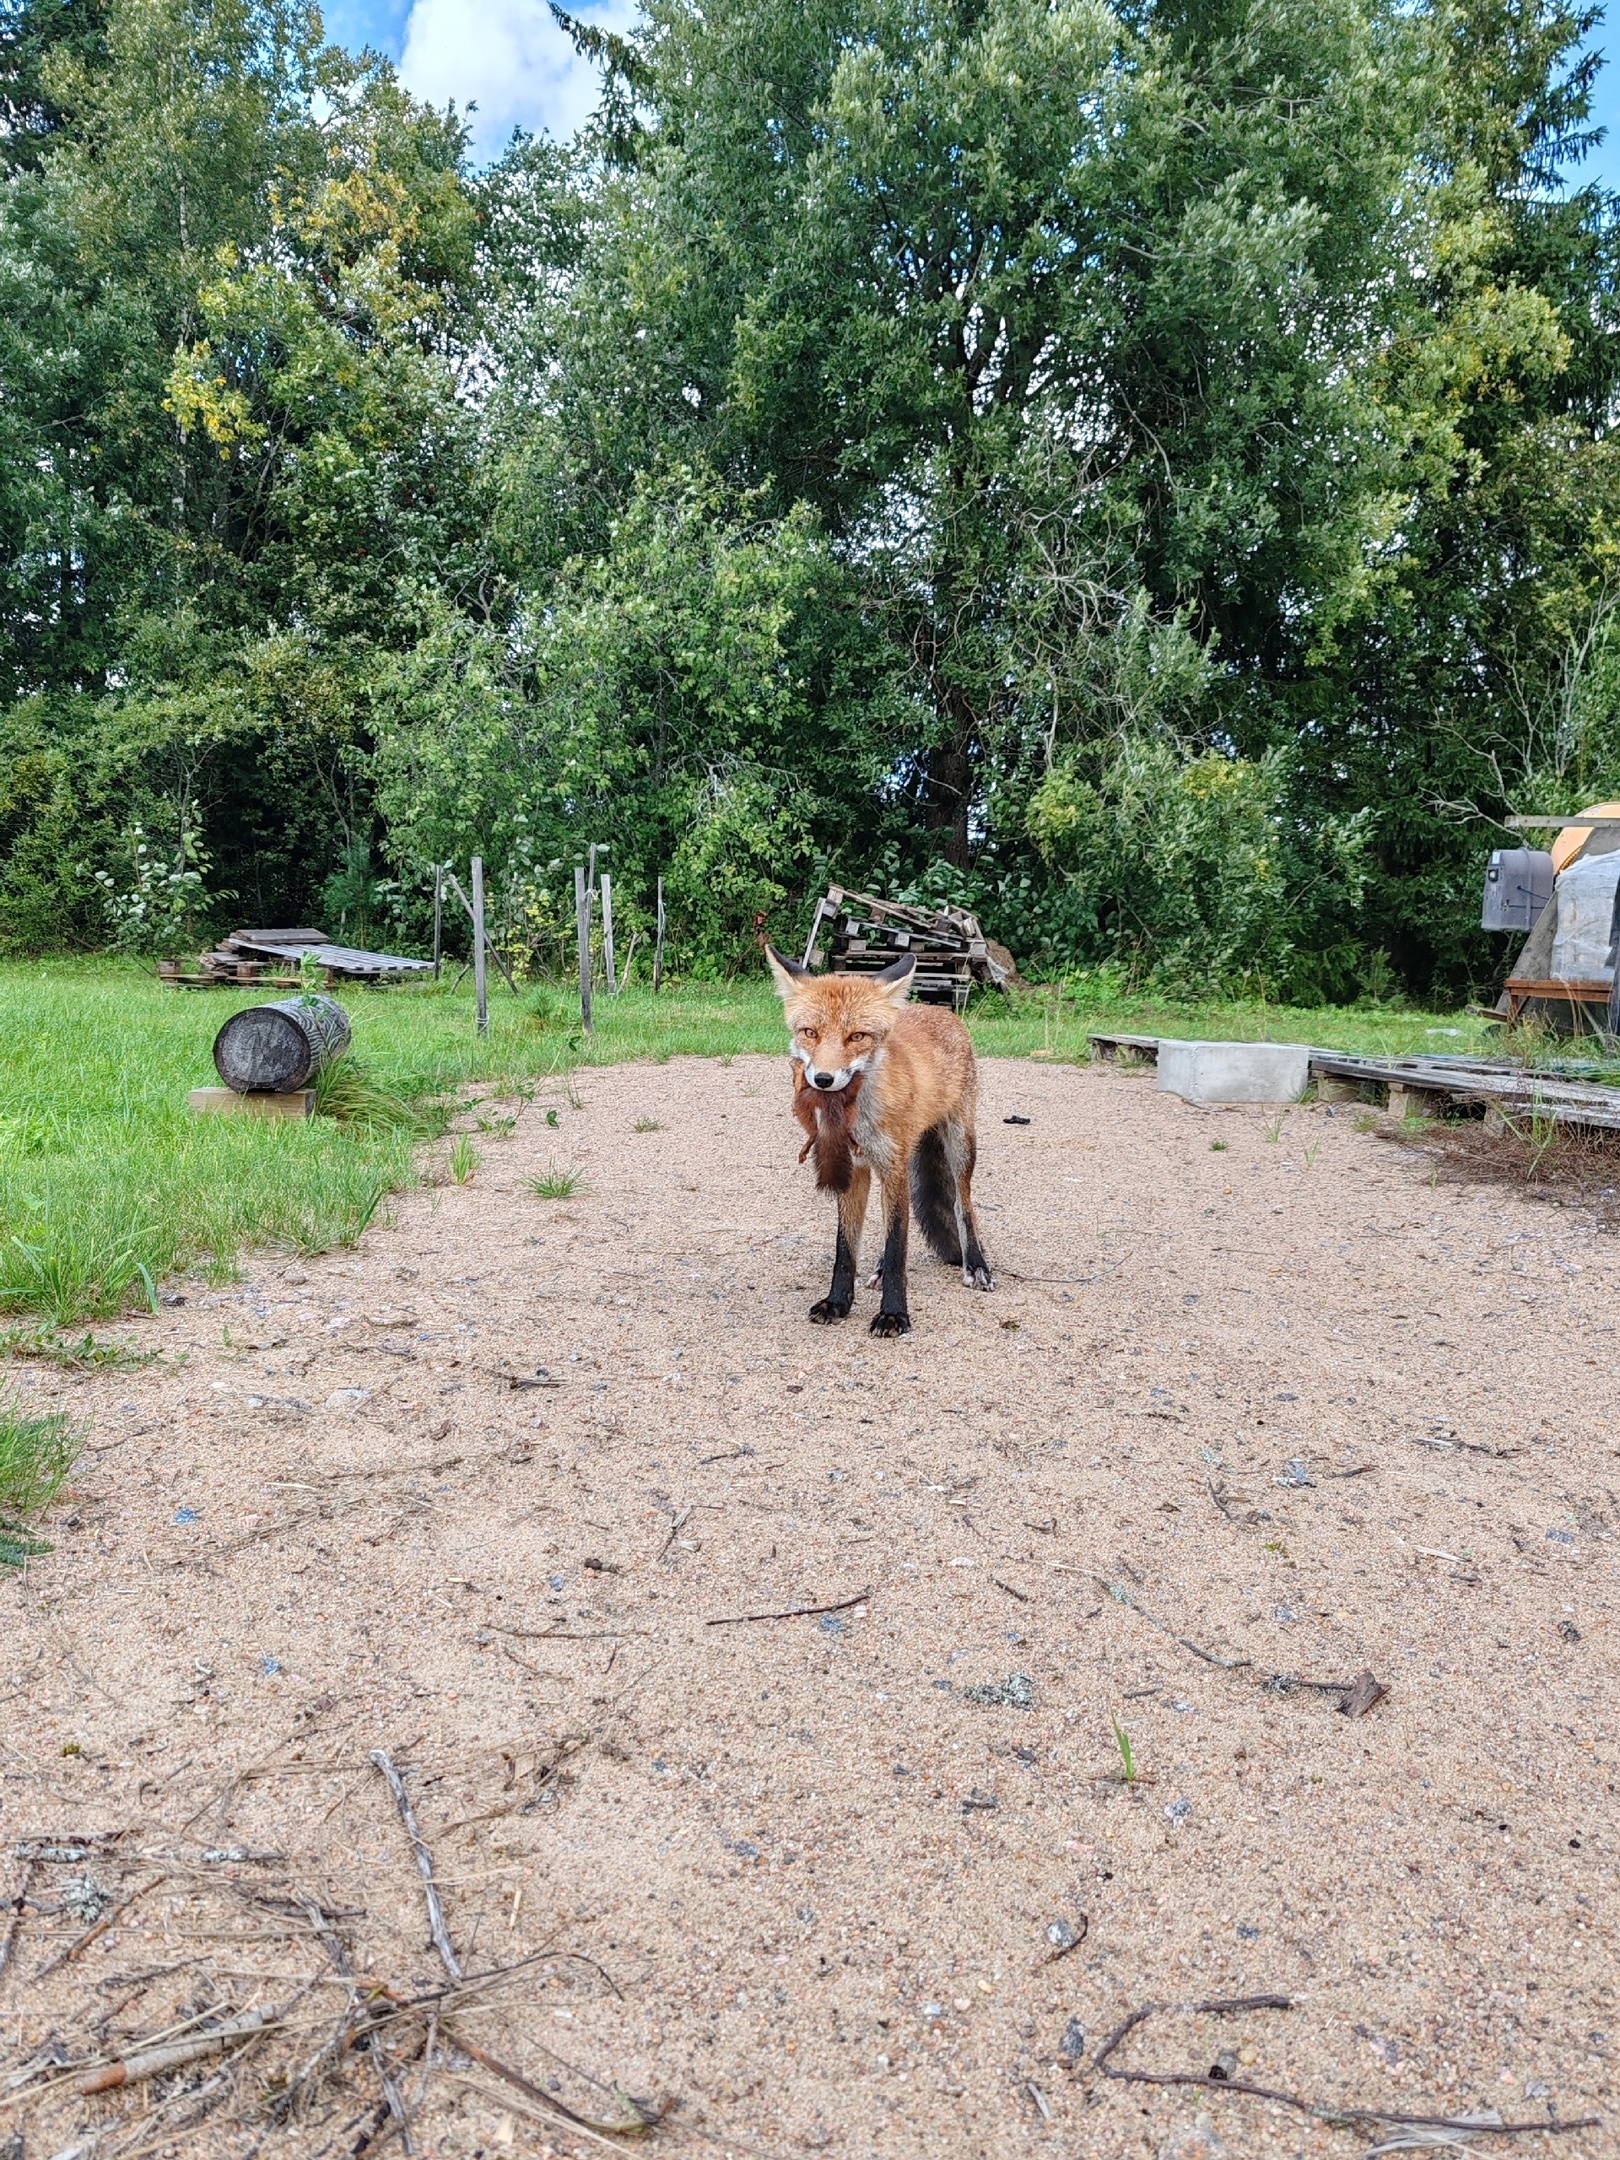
[1110,1715,1138,1785]
[0,1394,82,1566]
[0,956,1501,1325]
[527,1164,585,1199]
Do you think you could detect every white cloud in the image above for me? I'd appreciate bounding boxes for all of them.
[399,0,637,160]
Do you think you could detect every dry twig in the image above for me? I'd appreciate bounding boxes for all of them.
[1094,1996,1601,2137]
[370,1751,462,1982]
[705,1587,871,1627]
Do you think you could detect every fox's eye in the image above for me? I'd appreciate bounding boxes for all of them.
[846,1031,871,1047]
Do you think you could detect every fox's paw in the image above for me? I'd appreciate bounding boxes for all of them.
[963,1264,994,1292]
[809,1297,851,1324]
[869,1309,912,1338]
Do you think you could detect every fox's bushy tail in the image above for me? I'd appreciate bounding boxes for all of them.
[910,1123,962,1266]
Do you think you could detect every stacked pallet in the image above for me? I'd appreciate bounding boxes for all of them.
[801,887,1016,1009]
[159,927,434,988]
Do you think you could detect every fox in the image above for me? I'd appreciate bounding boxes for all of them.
[765,943,994,1336]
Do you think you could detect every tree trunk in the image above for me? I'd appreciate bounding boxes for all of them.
[922,735,972,868]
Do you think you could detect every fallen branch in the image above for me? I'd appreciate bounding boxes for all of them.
[1098,1575,1387,1709]
[0,1857,37,1978]
[1095,1574,1251,1671]
[371,1751,462,1983]
[1094,1996,1602,2136]
[453,2032,660,2145]
[705,1587,872,1627]
[75,2009,273,2094]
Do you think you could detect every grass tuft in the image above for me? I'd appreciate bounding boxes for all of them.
[313,1055,430,1133]
[528,1164,584,1199]
[449,1135,480,1184]
[1110,1715,1137,1785]
[0,1394,82,1567]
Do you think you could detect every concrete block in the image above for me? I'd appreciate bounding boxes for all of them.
[190,1086,315,1120]
[1315,1073,1364,1104]
[1386,1083,1439,1122]
[1155,1039,1311,1106]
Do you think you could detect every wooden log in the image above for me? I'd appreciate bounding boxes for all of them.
[212,995,351,1094]
[653,875,666,992]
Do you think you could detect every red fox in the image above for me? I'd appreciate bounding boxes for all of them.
[765,944,994,1335]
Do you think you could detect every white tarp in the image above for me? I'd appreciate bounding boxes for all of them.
[1549,852,1620,981]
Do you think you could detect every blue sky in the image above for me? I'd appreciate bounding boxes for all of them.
[324,0,1620,187]
[321,0,635,160]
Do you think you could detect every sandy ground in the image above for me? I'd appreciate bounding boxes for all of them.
[2,1053,1617,2160]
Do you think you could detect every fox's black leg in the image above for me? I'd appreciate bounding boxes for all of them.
[870,1170,912,1337]
[810,1221,856,1323]
[948,1122,994,1291]
[811,1165,870,1323]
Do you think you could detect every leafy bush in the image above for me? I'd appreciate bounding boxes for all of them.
[1025,735,1370,1001]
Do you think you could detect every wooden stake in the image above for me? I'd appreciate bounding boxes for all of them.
[575,864,593,1035]
[471,856,488,1039]
[653,875,665,993]
[432,864,443,981]
[601,872,617,994]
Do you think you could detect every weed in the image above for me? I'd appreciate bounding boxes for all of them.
[1303,1140,1320,1169]
[1353,1110,1380,1133]
[528,1165,584,1199]
[313,1057,423,1132]
[544,1107,560,1129]
[1264,1112,1286,1142]
[0,1326,158,1371]
[475,1114,516,1138]
[1110,1716,1137,1785]
[1209,1140,1228,1152]
[633,1117,664,1133]
[0,1395,82,1567]
[449,1135,480,1184]
[345,1184,390,1241]
[0,1211,157,1327]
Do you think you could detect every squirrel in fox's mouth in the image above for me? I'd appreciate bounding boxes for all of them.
[791,1064,863,1191]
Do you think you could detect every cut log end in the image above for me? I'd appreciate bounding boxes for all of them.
[213,994,351,1094]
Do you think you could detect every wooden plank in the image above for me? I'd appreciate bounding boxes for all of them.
[1087,1032,1160,1061]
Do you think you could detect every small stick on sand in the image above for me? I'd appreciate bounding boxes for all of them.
[656,1505,692,1561]
[370,1750,463,1983]
[75,2009,272,2094]
[35,1872,165,1980]
[706,1588,871,1627]
[1093,1994,1602,2137]
[0,1859,37,1978]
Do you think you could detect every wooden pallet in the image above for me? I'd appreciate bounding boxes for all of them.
[1085,1033,1620,1134]
[802,886,1014,1009]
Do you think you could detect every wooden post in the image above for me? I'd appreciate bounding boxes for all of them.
[432,864,443,981]
[653,876,665,993]
[575,864,593,1035]
[471,855,488,1038]
[601,873,617,994]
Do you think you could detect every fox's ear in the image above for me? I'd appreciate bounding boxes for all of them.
[873,949,917,1002]
[764,942,810,1002]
